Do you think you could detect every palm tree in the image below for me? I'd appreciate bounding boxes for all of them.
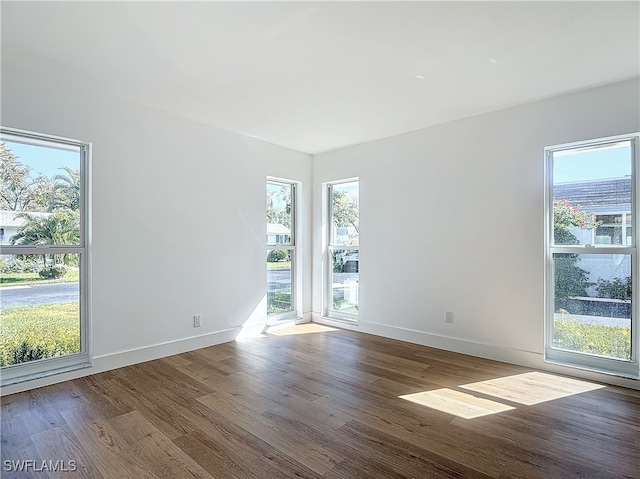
[10,210,80,266]
[51,166,80,211]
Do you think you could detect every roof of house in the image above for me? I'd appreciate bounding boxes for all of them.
[554,177,631,212]
[267,223,290,235]
[0,210,51,227]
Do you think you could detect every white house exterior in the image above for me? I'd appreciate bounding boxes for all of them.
[267,223,290,245]
[0,210,51,245]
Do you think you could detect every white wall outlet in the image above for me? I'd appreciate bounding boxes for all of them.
[193,314,202,327]
[445,311,454,323]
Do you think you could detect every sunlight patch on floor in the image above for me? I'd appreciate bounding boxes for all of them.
[399,388,516,419]
[459,371,605,406]
[268,323,338,336]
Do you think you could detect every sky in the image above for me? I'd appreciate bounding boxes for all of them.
[4,137,630,185]
[3,140,79,179]
[553,141,631,183]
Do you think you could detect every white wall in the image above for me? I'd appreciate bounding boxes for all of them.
[312,78,640,389]
[1,65,312,394]
[3,61,639,394]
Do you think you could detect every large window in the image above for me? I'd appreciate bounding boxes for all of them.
[0,128,90,385]
[266,180,296,321]
[545,134,639,378]
[326,180,359,322]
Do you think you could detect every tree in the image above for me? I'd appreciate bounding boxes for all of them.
[51,166,80,211]
[332,190,359,234]
[10,210,80,266]
[553,199,598,299]
[0,142,52,211]
[266,184,291,229]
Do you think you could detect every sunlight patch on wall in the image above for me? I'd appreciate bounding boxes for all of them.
[236,295,268,341]
[459,372,605,406]
[399,388,515,419]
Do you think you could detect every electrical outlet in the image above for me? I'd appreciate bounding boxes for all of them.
[193,314,202,327]
[445,311,454,323]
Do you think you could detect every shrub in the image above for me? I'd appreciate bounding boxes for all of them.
[553,320,630,360]
[596,276,631,300]
[267,249,288,262]
[553,199,598,299]
[1,257,40,274]
[38,265,67,279]
[10,341,50,364]
[267,292,292,314]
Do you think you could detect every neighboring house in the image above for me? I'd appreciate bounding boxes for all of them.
[554,177,631,309]
[0,210,51,245]
[555,177,632,246]
[267,223,290,245]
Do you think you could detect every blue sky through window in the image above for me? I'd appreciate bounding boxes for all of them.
[4,141,79,179]
[553,142,631,183]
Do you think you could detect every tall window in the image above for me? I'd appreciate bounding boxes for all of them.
[326,180,359,322]
[545,134,639,378]
[0,128,90,385]
[266,180,296,321]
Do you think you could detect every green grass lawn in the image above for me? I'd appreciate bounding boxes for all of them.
[0,302,80,366]
[267,261,291,270]
[0,269,79,286]
[553,319,630,360]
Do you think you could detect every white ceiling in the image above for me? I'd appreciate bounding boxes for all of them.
[2,1,639,154]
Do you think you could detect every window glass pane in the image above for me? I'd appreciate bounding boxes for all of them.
[266,182,292,245]
[267,249,293,315]
[553,253,631,360]
[330,249,359,314]
[552,141,632,246]
[594,214,632,245]
[0,254,80,366]
[331,182,359,246]
[1,139,81,246]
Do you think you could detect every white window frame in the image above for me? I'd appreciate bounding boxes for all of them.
[324,178,359,323]
[0,127,92,386]
[544,133,640,379]
[266,178,298,323]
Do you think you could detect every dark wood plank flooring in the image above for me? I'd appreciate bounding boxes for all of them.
[2,324,639,479]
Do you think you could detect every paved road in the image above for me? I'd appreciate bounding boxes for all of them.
[267,268,292,292]
[0,282,79,307]
[267,268,359,292]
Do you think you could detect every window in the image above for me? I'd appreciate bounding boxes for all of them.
[266,180,296,321]
[1,128,91,385]
[545,134,639,378]
[325,179,359,322]
[593,213,632,245]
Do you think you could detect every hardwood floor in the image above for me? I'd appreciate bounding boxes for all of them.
[2,324,639,479]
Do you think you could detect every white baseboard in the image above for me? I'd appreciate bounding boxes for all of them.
[4,315,637,395]
[312,313,640,390]
[0,328,239,396]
